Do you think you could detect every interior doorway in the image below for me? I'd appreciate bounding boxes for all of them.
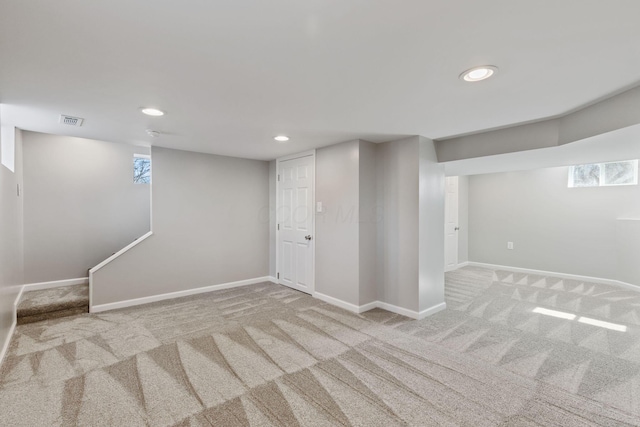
[276,151,316,294]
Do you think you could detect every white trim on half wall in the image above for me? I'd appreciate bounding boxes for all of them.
[23,277,89,292]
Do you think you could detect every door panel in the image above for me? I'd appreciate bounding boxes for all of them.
[296,242,308,287]
[296,188,309,230]
[281,241,294,285]
[283,188,293,230]
[277,154,315,294]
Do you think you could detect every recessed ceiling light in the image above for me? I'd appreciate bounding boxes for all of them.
[274,135,290,142]
[460,65,498,82]
[141,108,165,116]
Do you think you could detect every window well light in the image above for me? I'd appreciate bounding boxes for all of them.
[460,65,498,82]
[274,135,290,142]
[532,307,576,320]
[578,317,627,332]
[141,108,165,116]
[532,307,627,332]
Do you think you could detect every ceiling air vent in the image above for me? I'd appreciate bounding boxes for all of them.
[59,115,84,127]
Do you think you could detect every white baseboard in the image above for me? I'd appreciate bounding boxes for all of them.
[314,292,362,313]
[0,319,16,368]
[375,301,447,320]
[417,302,447,320]
[468,262,640,292]
[446,261,469,272]
[313,292,446,320]
[0,286,24,368]
[23,277,89,292]
[375,301,420,319]
[90,276,274,313]
[358,300,379,313]
[267,276,278,284]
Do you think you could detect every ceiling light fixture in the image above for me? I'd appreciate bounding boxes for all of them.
[274,135,290,142]
[460,65,498,82]
[141,108,165,116]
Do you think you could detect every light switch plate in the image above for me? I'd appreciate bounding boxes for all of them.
[316,202,323,213]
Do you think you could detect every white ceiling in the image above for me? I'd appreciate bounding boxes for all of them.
[1,0,640,160]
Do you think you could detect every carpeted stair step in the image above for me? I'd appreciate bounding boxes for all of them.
[17,284,89,325]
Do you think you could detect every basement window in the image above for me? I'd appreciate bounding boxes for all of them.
[133,154,151,184]
[568,160,638,188]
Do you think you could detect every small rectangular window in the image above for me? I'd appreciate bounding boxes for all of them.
[569,160,638,188]
[603,160,637,185]
[571,163,600,187]
[133,154,151,184]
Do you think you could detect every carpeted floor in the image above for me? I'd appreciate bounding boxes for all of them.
[389,266,640,421]
[0,267,639,426]
[17,284,89,325]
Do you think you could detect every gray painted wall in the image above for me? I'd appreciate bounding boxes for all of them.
[313,136,448,314]
[458,175,469,264]
[315,140,360,305]
[558,85,640,146]
[22,131,150,283]
[437,119,560,162]
[92,146,269,306]
[314,137,442,311]
[304,139,379,306]
[358,140,378,305]
[468,166,640,282]
[437,85,640,162]
[376,137,420,311]
[418,137,445,312]
[0,126,23,357]
[616,220,640,285]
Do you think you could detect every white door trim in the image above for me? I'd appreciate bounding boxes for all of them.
[275,150,316,294]
[277,149,316,163]
[444,176,459,272]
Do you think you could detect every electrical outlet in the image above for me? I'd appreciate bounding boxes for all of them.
[507,242,514,250]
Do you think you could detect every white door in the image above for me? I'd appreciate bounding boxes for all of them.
[277,153,315,294]
[444,176,459,272]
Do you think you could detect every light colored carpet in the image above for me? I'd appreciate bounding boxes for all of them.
[0,270,639,426]
[386,266,640,421]
[16,284,89,325]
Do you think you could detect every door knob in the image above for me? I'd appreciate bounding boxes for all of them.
[305,235,312,240]
[454,227,460,231]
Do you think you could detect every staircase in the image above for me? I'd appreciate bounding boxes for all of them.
[17,284,89,325]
